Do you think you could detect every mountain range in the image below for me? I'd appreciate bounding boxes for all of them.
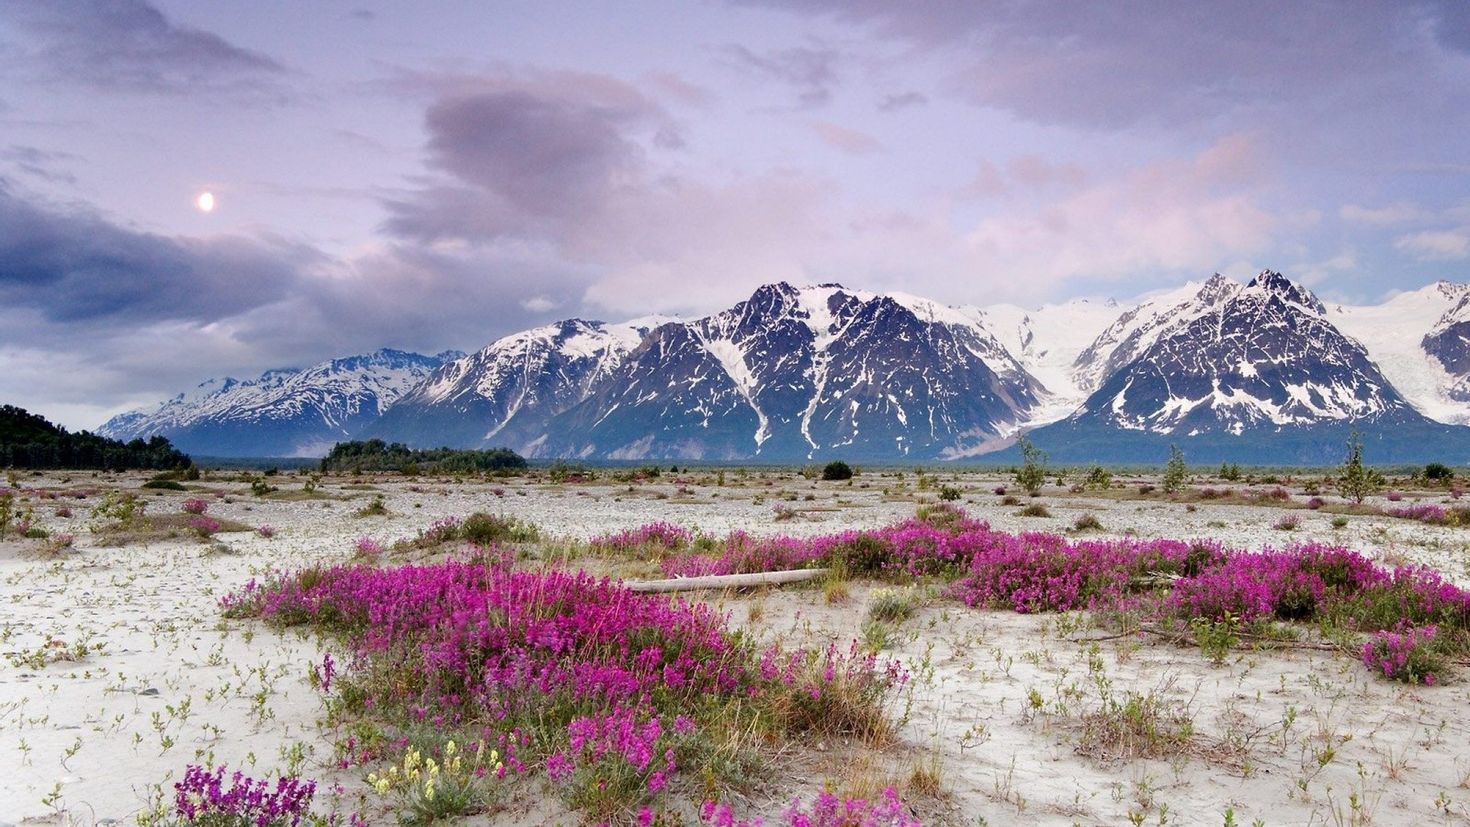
[99,272,1470,463]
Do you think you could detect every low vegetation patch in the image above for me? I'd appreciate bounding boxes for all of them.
[222,558,909,823]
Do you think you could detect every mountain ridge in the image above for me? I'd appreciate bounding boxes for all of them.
[104,272,1470,462]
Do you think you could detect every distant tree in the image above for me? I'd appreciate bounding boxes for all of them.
[318,440,526,474]
[1338,431,1385,505]
[1014,436,1047,496]
[1083,463,1113,491]
[1218,462,1242,481]
[0,404,191,471]
[1424,463,1455,483]
[1162,445,1188,494]
[821,460,854,481]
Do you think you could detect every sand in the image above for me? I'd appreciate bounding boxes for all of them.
[2,468,1469,825]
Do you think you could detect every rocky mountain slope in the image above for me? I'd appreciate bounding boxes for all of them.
[99,349,458,457]
[104,272,1470,463]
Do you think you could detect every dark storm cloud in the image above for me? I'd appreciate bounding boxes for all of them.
[2,0,284,95]
[1,145,79,184]
[382,72,668,246]
[737,1,1470,131]
[722,43,839,108]
[0,181,303,324]
[425,91,639,217]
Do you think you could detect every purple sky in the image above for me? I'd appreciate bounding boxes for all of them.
[2,0,1468,429]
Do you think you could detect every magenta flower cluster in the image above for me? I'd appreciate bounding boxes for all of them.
[182,498,210,515]
[700,786,920,827]
[225,557,906,815]
[190,516,221,538]
[1362,624,1441,684]
[640,506,1470,644]
[590,521,694,553]
[173,764,316,827]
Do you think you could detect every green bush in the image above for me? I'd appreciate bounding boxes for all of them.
[141,479,185,491]
[461,512,539,545]
[1425,463,1455,482]
[1014,437,1047,496]
[1162,445,1188,494]
[821,461,854,481]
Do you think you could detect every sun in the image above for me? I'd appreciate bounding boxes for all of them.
[195,191,216,213]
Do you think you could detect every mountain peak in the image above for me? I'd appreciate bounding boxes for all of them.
[1246,270,1325,314]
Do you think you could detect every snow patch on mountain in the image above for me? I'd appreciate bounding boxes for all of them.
[1329,281,1470,425]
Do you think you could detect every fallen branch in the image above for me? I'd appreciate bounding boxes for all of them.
[626,568,828,593]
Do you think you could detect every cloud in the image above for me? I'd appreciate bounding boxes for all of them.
[735,1,1470,136]
[0,179,611,427]
[1340,202,1427,225]
[958,134,1281,292]
[1,145,80,185]
[721,43,839,108]
[877,91,926,112]
[0,180,305,324]
[1,0,285,96]
[1395,229,1470,261]
[809,120,880,154]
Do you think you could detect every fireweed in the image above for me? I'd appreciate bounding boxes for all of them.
[224,554,908,822]
[1362,624,1444,684]
[635,505,1470,670]
[170,764,319,827]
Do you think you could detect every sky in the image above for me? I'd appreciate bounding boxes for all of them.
[2,0,1469,430]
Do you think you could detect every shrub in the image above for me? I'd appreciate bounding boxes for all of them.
[1014,437,1047,496]
[256,524,277,539]
[1305,496,1325,510]
[1000,494,1020,505]
[1273,514,1300,531]
[461,511,539,544]
[1017,503,1051,518]
[1219,462,1242,481]
[868,587,920,622]
[938,484,962,502]
[250,479,277,497]
[190,516,221,538]
[143,479,185,491]
[1191,614,1239,666]
[225,563,907,821]
[821,461,854,481]
[182,498,209,515]
[172,764,317,827]
[1073,513,1103,531]
[1425,463,1455,483]
[1331,516,1349,529]
[1083,464,1112,491]
[355,495,388,517]
[1361,625,1443,685]
[1337,432,1385,504]
[1162,445,1188,494]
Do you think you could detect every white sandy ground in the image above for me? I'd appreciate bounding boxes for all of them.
[2,470,1470,825]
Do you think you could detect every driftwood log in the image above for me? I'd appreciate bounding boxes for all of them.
[626,568,828,594]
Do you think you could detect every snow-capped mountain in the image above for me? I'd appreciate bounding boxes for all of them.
[109,271,1470,463]
[524,283,1042,460]
[1024,271,1470,463]
[362,318,666,450]
[99,349,458,457]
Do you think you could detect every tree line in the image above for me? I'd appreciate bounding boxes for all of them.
[1,404,192,471]
[319,439,527,474]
